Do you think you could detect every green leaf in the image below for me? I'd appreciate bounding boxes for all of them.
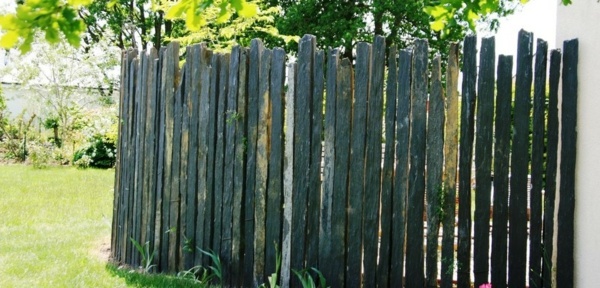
[237,1,258,18]
[430,19,445,31]
[0,31,20,49]
[166,1,189,19]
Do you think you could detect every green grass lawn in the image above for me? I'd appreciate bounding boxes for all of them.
[0,165,128,287]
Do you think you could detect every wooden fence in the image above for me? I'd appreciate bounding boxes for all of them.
[111,30,578,288]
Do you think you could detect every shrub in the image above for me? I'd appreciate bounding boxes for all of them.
[73,134,116,169]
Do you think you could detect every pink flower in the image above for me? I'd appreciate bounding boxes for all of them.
[479,283,492,288]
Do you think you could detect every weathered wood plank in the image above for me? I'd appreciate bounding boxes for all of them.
[169,63,185,271]
[441,43,459,288]
[425,54,445,288]
[556,38,578,288]
[542,49,561,287]
[154,47,166,270]
[346,42,370,288]
[509,30,533,288]
[473,37,495,287]
[194,45,213,266]
[125,57,138,265]
[244,39,263,285]
[405,39,428,288]
[111,50,126,261]
[306,49,324,269]
[204,53,220,264]
[490,55,513,288]
[214,53,230,263]
[282,63,297,288]
[254,48,271,285]
[390,49,411,288]
[334,58,352,288]
[291,34,315,274]
[266,47,286,280]
[529,39,548,288]
[135,51,148,268]
[377,45,397,288]
[179,47,192,269]
[363,36,385,288]
[232,47,248,287]
[223,47,240,285]
[319,49,339,287]
[144,49,159,265]
[457,35,477,288]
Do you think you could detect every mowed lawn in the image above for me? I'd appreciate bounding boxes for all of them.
[0,165,127,287]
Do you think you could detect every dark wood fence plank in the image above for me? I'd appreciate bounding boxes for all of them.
[195,45,212,265]
[346,42,370,288]
[144,49,159,264]
[377,45,397,288]
[319,49,339,287]
[223,47,240,285]
[124,57,138,265]
[457,35,477,288]
[405,39,428,288]
[254,48,271,285]
[154,47,166,270]
[112,51,126,262]
[134,52,148,268]
[529,39,548,288]
[363,36,385,288]
[244,39,263,284]
[232,47,249,287]
[473,37,495,287]
[306,49,324,269]
[491,55,513,288]
[291,34,315,274]
[335,58,352,288]
[426,55,445,288]
[266,47,286,279]
[391,49,412,288]
[542,49,561,287]
[556,38,578,288]
[509,30,533,288]
[179,48,192,269]
[282,63,297,287]
[441,43,459,288]
[215,53,230,264]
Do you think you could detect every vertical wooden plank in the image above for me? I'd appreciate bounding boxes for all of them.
[425,55,445,288]
[473,37,496,287]
[183,44,200,269]
[390,49,411,288]
[529,39,548,288]
[214,53,230,262]
[154,47,166,270]
[405,39,428,288]
[244,39,263,285]
[223,47,240,285]
[144,49,159,264]
[377,45,397,288]
[195,45,213,265]
[111,51,126,262]
[490,55,513,288]
[457,35,477,288]
[556,38,578,288]
[134,52,148,269]
[125,57,138,265]
[282,63,297,288]
[334,58,352,287]
[266,47,286,279]
[160,42,180,271]
[319,49,339,287]
[509,30,533,288]
[291,34,315,273]
[542,49,561,287]
[169,64,185,271]
[363,36,385,288]
[204,53,220,265]
[254,48,271,285]
[441,43,460,288]
[306,49,324,268]
[346,42,370,288]
[232,47,248,287]
[179,48,192,269]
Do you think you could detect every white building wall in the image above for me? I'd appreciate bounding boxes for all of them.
[556,1,600,286]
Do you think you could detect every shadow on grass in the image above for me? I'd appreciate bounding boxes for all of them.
[106,264,203,288]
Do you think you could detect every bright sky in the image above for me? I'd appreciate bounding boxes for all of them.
[482,0,558,55]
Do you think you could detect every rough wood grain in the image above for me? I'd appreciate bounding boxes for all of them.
[282,63,296,288]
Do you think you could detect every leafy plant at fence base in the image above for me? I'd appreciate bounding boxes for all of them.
[130,237,157,273]
[292,267,329,288]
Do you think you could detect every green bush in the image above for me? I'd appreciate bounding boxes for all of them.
[73,134,116,169]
